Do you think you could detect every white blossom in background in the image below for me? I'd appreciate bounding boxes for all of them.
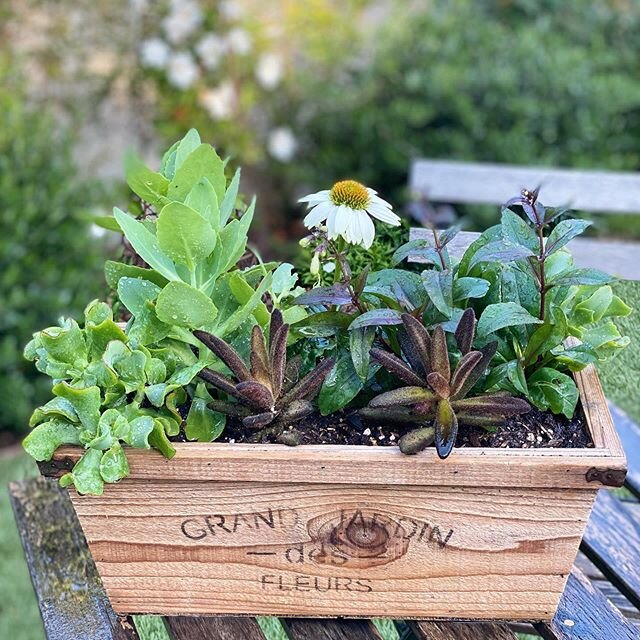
[129,0,149,14]
[196,33,226,70]
[267,127,297,162]
[140,38,171,69]
[199,81,236,119]
[167,51,200,89]
[299,180,400,250]
[219,0,244,21]
[255,53,283,90]
[226,27,252,55]
[162,0,203,44]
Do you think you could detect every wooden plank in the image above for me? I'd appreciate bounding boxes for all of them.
[581,489,640,610]
[534,566,638,639]
[164,616,265,639]
[282,618,382,639]
[609,403,640,496]
[409,228,640,281]
[8,477,137,640]
[410,621,517,639]
[409,159,640,214]
[64,478,595,619]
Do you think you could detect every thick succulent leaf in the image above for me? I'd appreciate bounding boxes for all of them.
[277,399,315,424]
[283,355,302,392]
[434,399,458,460]
[208,399,252,418]
[369,386,436,408]
[398,427,436,455]
[23,419,81,462]
[250,325,272,388]
[185,177,220,231]
[198,367,243,398]
[477,302,542,337]
[454,308,476,354]
[168,143,226,203]
[243,412,276,429]
[427,372,450,398]
[429,325,450,381]
[29,397,79,428]
[269,309,285,346]
[100,443,130,484]
[397,328,425,375]
[270,323,290,399]
[194,330,250,381]
[453,341,498,400]
[451,393,531,417]
[358,406,433,424]
[289,357,337,409]
[148,420,177,459]
[220,167,241,226]
[573,286,613,325]
[370,348,425,387]
[124,151,169,208]
[236,380,275,411]
[61,448,104,496]
[450,351,483,398]
[156,281,218,328]
[52,383,101,433]
[401,314,431,375]
[545,219,592,256]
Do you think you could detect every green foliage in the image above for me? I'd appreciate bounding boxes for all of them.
[0,71,107,434]
[23,301,196,495]
[289,0,640,210]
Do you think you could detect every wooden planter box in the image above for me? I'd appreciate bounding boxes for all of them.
[41,364,626,621]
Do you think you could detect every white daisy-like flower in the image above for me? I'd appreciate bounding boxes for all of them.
[195,33,226,70]
[267,127,297,162]
[255,53,283,90]
[299,180,400,250]
[140,38,170,69]
[226,27,252,55]
[167,51,200,90]
[162,0,203,44]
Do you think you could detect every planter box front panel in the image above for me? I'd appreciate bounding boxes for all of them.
[69,480,594,619]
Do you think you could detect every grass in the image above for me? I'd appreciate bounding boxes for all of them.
[0,284,636,640]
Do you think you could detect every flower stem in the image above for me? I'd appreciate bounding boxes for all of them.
[537,224,546,320]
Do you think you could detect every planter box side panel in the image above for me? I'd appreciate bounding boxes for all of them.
[69,479,597,620]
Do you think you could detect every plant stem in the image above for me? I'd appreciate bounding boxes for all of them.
[537,224,546,320]
[431,226,447,270]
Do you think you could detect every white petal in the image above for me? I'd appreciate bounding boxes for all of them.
[298,189,330,204]
[370,193,393,209]
[367,202,401,226]
[359,210,376,249]
[303,201,331,228]
[334,205,350,235]
[326,206,340,239]
[366,187,378,196]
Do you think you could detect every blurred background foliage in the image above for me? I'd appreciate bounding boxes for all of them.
[0,60,108,437]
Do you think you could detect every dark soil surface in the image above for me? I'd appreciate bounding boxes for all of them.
[218,402,592,450]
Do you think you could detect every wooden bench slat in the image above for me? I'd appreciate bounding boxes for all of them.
[410,621,517,639]
[534,566,638,640]
[281,618,382,639]
[8,477,138,640]
[409,160,640,214]
[581,490,640,610]
[409,228,640,281]
[164,616,265,640]
[609,403,640,496]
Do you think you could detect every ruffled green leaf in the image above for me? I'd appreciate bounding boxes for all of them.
[100,443,130,484]
[23,419,81,461]
[186,396,225,442]
[62,448,104,496]
[156,281,218,328]
[528,368,579,419]
[52,383,100,433]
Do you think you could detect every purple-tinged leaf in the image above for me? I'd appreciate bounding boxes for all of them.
[369,386,436,408]
[392,240,440,266]
[242,412,275,429]
[359,407,433,424]
[427,372,450,398]
[269,308,285,346]
[452,341,498,400]
[469,241,534,269]
[269,323,289,399]
[194,330,251,381]
[250,325,271,388]
[398,328,426,375]
[399,427,436,455]
[454,308,476,354]
[430,325,450,381]
[278,399,314,423]
[451,392,530,416]
[293,284,352,306]
[281,357,336,406]
[353,265,370,298]
[434,399,458,459]
[370,348,425,387]
[450,351,483,398]
[236,381,275,411]
[349,309,403,330]
[208,399,251,418]
[401,313,432,374]
[283,355,302,392]
[199,368,243,399]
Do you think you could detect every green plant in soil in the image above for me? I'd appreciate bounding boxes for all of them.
[195,309,335,442]
[362,309,530,458]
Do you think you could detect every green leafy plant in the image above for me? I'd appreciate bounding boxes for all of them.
[23,301,187,495]
[361,309,530,458]
[195,309,335,441]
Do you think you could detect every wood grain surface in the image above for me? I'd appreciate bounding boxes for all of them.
[410,620,517,639]
[164,616,265,640]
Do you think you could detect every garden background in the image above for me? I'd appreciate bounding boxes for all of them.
[1,1,639,638]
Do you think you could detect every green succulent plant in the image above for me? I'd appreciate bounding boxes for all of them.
[195,310,335,438]
[361,309,530,458]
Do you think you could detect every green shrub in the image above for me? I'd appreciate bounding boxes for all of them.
[289,0,640,216]
[0,71,107,434]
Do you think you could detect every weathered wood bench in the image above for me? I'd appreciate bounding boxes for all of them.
[8,402,640,640]
[408,159,640,280]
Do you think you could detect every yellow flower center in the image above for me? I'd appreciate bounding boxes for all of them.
[330,180,370,210]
